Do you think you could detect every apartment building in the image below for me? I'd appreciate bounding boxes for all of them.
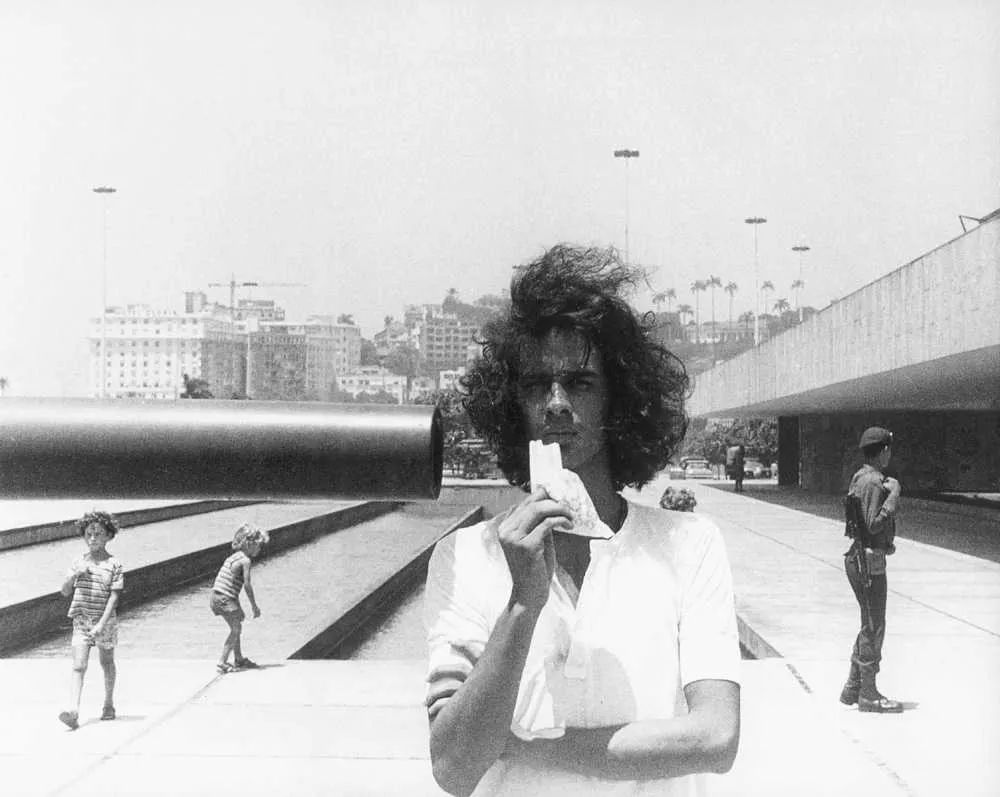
[87,301,244,399]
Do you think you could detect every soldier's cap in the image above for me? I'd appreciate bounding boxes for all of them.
[859,426,893,449]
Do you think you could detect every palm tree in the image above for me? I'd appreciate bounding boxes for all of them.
[791,279,805,322]
[652,291,668,314]
[760,280,775,322]
[774,297,791,314]
[665,287,676,313]
[724,282,738,339]
[738,310,754,339]
[690,280,707,343]
[706,275,722,340]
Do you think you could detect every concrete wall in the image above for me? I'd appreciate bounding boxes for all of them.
[688,218,1000,416]
[799,411,1000,494]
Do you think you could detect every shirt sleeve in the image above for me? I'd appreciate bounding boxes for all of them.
[110,559,124,592]
[678,519,741,687]
[423,529,491,719]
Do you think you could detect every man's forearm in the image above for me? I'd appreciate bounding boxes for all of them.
[429,599,541,796]
[523,714,739,781]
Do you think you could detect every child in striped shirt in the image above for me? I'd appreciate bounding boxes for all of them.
[210,523,268,674]
[58,511,124,730]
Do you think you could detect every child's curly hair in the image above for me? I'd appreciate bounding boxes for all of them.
[462,244,689,491]
[76,510,120,539]
[232,523,270,552]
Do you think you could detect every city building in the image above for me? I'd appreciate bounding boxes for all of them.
[248,319,352,401]
[418,306,480,374]
[88,301,245,399]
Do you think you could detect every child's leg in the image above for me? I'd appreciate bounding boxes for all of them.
[69,642,90,712]
[219,615,241,665]
[98,646,116,711]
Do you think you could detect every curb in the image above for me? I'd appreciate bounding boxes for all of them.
[0,500,261,551]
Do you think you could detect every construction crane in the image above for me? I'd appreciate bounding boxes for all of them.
[207,274,308,319]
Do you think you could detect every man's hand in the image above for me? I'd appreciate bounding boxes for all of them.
[884,477,901,497]
[496,487,571,611]
[252,605,261,619]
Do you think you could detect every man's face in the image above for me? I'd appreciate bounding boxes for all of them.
[517,328,611,475]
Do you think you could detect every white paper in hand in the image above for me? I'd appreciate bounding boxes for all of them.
[529,440,613,539]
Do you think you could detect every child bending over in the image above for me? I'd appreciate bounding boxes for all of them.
[210,523,268,673]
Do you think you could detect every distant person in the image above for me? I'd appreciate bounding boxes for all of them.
[210,523,268,673]
[58,511,124,729]
[424,245,740,796]
[725,444,745,493]
[841,426,902,713]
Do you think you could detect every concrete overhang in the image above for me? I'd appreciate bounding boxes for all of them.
[696,344,1000,418]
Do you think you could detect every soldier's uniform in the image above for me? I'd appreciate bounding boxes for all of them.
[841,426,903,713]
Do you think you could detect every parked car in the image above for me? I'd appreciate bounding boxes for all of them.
[744,458,771,479]
[681,458,715,479]
[667,461,687,479]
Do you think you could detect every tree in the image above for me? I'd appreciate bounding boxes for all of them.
[0,376,7,397]
[738,310,754,336]
[689,280,707,343]
[724,282,738,338]
[680,416,778,466]
[706,275,722,346]
[773,297,791,314]
[180,373,214,399]
[414,388,489,477]
[791,279,804,322]
[337,313,355,325]
[359,338,378,366]
[385,343,421,402]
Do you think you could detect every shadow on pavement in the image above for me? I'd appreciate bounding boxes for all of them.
[704,482,1000,564]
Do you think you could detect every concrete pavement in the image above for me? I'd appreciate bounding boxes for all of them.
[1,480,997,795]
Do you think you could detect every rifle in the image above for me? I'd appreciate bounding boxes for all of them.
[844,493,873,626]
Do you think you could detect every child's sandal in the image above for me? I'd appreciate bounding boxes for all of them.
[101,705,116,721]
[216,662,234,674]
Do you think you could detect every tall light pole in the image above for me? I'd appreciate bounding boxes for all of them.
[613,149,639,264]
[744,217,767,345]
[93,186,117,398]
[792,244,810,323]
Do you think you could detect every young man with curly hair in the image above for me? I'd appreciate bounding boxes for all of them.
[424,245,741,796]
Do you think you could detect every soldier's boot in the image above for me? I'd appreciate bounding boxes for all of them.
[857,667,902,713]
[839,663,861,706]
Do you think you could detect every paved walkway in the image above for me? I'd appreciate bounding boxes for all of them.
[629,476,1000,797]
[1,481,998,795]
[0,502,354,608]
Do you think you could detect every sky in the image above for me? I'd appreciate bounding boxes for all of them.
[1,0,998,396]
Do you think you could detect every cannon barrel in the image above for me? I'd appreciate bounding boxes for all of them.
[0,399,442,501]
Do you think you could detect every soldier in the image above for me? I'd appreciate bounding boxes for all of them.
[841,426,903,713]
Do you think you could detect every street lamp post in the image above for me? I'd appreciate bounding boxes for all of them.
[93,186,117,398]
[744,216,767,345]
[613,149,640,264]
[792,244,811,323]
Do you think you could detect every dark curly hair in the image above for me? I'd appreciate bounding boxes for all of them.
[462,244,689,491]
[76,510,120,539]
